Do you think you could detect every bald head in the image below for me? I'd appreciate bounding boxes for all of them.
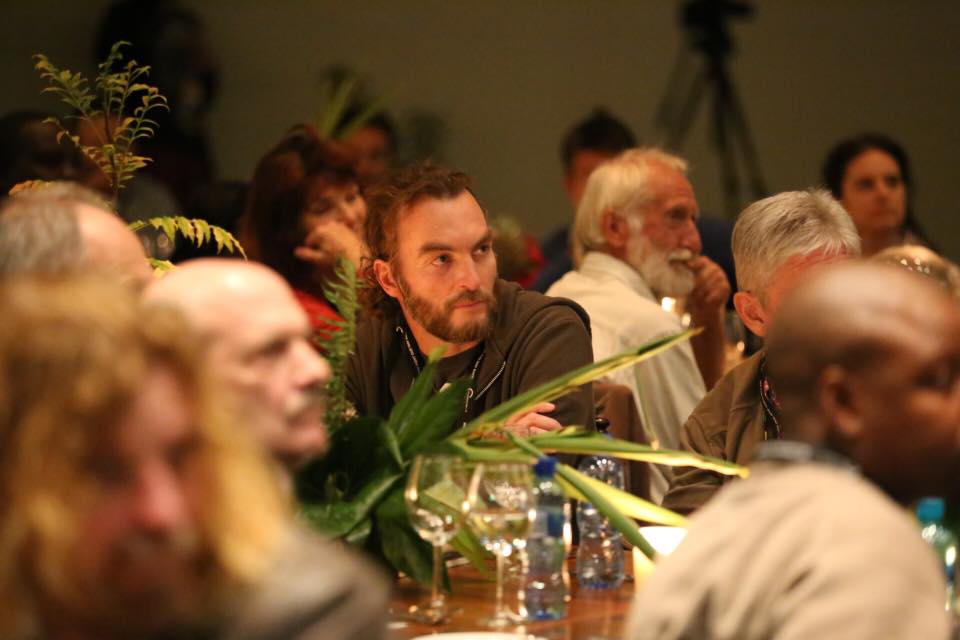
[766,262,960,503]
[0,182,150,289]
[145,259,331,471]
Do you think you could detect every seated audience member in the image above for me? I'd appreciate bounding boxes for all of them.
[0,277,387,640]
[628,263,959,640]
[547,148,729,500]
[0,110,79,195]
[339,107,399,182]
[662,190,860,513]
[873,243,960,301]
[347,162,594,435]
[240,125,367,339]
[0,181,152,289]
[822,132,933,257]
[532,108,636,293]
[144,259,332,477]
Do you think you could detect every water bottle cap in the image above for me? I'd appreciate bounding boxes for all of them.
[916,497,945,523]
[534,456,557,478]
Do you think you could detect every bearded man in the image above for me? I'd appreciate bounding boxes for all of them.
[547,148,729,500]
[346,162,594,436]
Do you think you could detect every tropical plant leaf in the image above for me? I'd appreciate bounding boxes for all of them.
[460,330,699,435]
[555,464,687,527]
[399,378,471,459]
[299,467,403,538]
[505,433,657,559]
[316,257,360,431]
[375,486,435,586]
[523,431,747,478]
[148,258,175,274]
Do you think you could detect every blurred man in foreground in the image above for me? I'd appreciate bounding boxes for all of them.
[629,263,959,639]
[0,181,152,289]
[0,277,386,639]
[663,189,860,513]
[144,259,332,475]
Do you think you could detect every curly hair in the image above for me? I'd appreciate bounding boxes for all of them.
[245,125,359,290]
[361,161,475,316]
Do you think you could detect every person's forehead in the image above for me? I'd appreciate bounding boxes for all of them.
[847,148,901,176]
[199,276,309,349]
[645,165,697,211]
[396,192,488,249]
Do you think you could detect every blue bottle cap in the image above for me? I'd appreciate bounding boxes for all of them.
[916,497,945,523]
[533,456,557,478]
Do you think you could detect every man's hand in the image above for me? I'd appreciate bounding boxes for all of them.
[685,256,729,389]
[686,256,730,324]
[294,220,366,270]
[502,401,563,437]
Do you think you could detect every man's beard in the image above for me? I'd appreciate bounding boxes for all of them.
[627,235,696,298]
[396,270,496,344]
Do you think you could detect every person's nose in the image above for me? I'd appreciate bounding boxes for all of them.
[335,197,365,233]
[132,462,188,534]
[456,256,482,291]
[293,339,331,389]
[681,220,702,254]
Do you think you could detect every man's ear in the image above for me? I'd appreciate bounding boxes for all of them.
[817,365,862,446]
[733,291,769,337]
[600,209,630,250]
[373,259,401,300]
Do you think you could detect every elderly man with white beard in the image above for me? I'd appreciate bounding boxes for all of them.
[547,148,729,501]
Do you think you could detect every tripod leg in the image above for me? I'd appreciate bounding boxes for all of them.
[710,64,743,217]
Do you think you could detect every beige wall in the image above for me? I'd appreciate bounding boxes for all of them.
[4,1,959,258]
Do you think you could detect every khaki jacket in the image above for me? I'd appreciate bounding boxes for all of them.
[661,351,765,514]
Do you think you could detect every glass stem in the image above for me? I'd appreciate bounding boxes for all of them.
[495,551,505,618]
[431,542,444,609]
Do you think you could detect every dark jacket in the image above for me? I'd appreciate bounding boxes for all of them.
[346,279,595,430]
[660,351,764,515]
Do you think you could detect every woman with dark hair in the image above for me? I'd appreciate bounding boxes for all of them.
[242,125,366,340]
[821,133,932,257]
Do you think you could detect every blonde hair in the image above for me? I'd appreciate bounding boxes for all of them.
[0,277,288,636]
[572,147,688,265]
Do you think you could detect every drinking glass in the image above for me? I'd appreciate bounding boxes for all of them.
[467,461,534,628]
[404,454,476,624]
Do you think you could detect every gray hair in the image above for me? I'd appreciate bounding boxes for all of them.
[572,147,688,263]
[0,182,112,277]
[732,189,861,296]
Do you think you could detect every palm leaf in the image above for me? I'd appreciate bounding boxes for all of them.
[460,329,699,435]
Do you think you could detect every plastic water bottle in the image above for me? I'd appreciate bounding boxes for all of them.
[576,418,625,589]
[917,497,957,612]
[523,456,569,620]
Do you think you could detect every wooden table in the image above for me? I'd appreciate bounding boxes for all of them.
[388,555,636,639]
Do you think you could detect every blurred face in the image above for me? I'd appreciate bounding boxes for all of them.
[302,179,366,235]
[735,250,851,337]
[625,164,702,297]
[564,150,615,208]
[849,303,960,503]
[380,192,497,348]
[342,126,392,179]
[207,279,332,470]
[72,366,205,622]
[9,120,79,188]
[840,148,906,238]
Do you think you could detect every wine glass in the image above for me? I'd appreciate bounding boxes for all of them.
[404,454,475,624]
[467,461,534,628]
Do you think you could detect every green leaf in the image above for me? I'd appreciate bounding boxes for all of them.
[375,486,435,586]
[299,467,403,538]
[555,464,687,527]
[460,330,698,435]
[399,378,471,458]
[523,431,747,478]
[378,421,404,469]
[449,526,492,578]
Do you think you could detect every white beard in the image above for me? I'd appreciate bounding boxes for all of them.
[627,235,696,298]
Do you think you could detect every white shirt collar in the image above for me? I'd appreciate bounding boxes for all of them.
[578,251,658,303]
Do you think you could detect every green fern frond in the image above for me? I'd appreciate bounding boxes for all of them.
[129,216,247,258]
[316,256,361,432]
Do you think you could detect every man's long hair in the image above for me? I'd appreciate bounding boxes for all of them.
[0,277,287,637]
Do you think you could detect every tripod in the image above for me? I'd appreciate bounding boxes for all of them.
[656,0,767,217]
